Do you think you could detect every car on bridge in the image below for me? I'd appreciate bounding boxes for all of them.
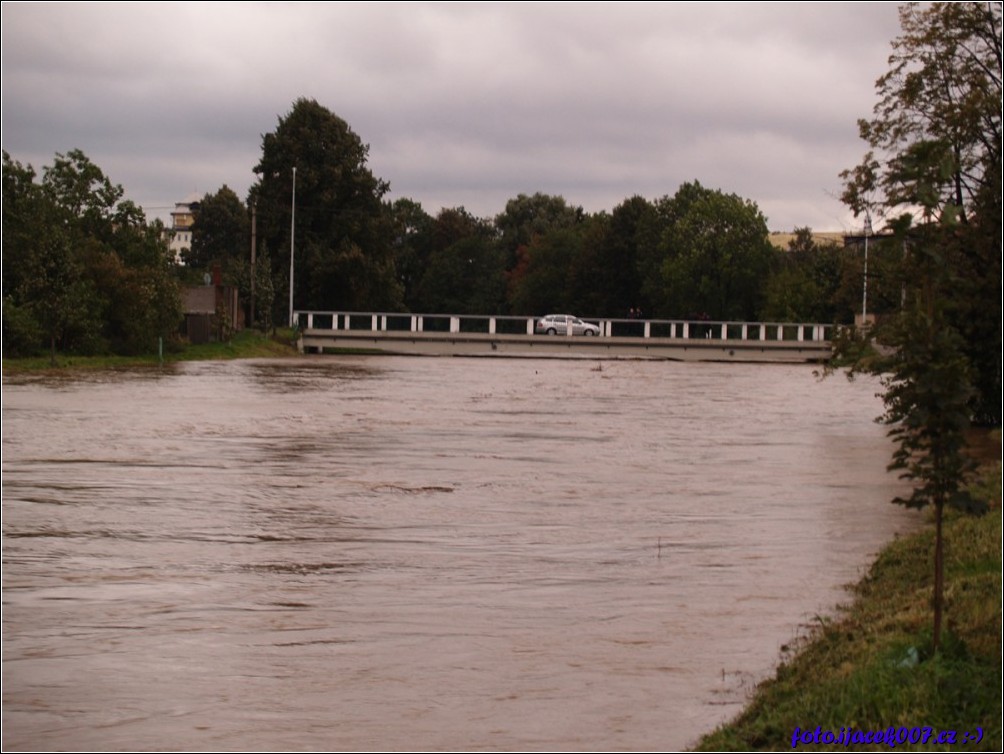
[534,314,601,336]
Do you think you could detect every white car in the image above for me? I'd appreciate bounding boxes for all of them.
[534,314,601,336]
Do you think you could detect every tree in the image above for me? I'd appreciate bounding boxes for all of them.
[495,192,584,273]
[2,169,88,362]
[834,2,1000,653]
[252,98,402,319]
[2,150,180,359]
[187,185,249,272]
[592,196,657,317]
[842,2,1001,222]
[762,228,853,323]
[872,235,984,653]
[386,197,433,310]
[658,182,775,320]
[842,1,1002,424]
[507,227,584,316]
[413,207,502,314]
[415,236,506,315]
[41,149,125,240]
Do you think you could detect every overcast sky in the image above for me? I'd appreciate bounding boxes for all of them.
[2,2,904,232]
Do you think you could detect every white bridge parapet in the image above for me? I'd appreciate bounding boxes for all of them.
[294,311,835,363]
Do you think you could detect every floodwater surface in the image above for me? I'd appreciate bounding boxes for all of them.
[2,356,916,751]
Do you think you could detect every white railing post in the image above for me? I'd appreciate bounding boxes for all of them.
[418,316,424,332]
[741,324,748,341]
[371,314,379,331]
[489,317,496,335]
[644,321,651,338]
[307,313,314,329]
[527,318,534,335]
[683,322,690,339]
[451,317,460,334]
[381,315,387,331]
[720,323,727,340]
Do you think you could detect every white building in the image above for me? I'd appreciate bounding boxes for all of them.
[168,193,200,264]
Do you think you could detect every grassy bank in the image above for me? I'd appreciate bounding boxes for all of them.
[1,328,300,374]
[695,456,1002,752]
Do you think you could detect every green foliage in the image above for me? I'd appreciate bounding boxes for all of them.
[251,98,402,315]
[762,228,854,323]
[415,236,506,315]
[386,197,434,310]
[242,102,820,324]
[586,197,655,316]
[187,185,249,271]
[495,192,584,262]
[658,181,776,320]
[507,227,584,315]
[41,148,126,238]
[2,150,181,360]
[842,2,1001,220]
[833,2,1000,658]
[831,223,985,652]
[254,245,277,333]
[876,255,982,516]
[841,1,1002,425]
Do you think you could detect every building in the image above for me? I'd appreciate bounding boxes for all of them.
[168,194,200,264]
[180,265,244,344]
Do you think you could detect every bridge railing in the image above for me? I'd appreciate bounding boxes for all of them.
[295,311,836,343]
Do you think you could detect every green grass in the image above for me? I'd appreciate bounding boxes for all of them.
[694,459,1002,752]
[2,328,300,374]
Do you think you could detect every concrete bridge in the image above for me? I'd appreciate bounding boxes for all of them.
[294,311,835,363]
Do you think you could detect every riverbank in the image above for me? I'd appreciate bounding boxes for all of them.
[1,329,299,374]
[694,448,1002,752]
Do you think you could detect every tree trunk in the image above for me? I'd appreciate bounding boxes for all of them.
[932,500,945,653]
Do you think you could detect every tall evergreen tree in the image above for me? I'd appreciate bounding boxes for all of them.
[252,98,402,320]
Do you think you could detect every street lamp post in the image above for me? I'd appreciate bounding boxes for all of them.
[288,166,296,328]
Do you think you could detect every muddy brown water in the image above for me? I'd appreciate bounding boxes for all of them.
[2,356,917,751]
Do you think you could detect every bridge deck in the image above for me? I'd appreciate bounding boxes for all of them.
[296,312,833,363]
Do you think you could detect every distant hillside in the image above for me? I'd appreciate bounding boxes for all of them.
[769,231,845,250]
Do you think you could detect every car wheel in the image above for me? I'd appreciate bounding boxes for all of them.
[546,328,557,335]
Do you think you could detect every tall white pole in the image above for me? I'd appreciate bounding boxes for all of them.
[862,211,871,325]
[288,166,296,328]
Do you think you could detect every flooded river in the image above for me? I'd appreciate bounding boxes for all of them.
[2,356,916,751]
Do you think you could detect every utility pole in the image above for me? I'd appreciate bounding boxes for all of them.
[862,211,871,326]
[288,166,296,328]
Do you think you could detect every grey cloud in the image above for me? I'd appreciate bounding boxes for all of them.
[2,2,902,231]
